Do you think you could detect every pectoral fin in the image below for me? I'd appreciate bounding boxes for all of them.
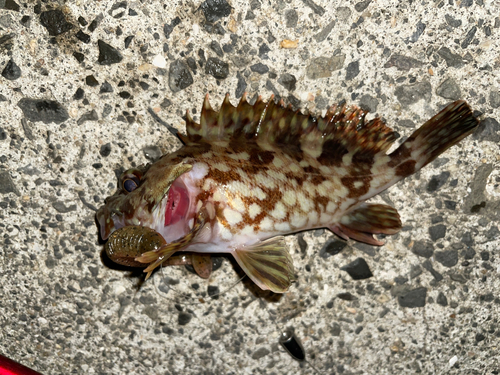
[138,244,179,280]
[330,203,402,246]
[232,236,295,293]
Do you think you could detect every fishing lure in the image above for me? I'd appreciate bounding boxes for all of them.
[96,94,478,293]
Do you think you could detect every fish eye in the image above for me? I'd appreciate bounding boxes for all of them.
[123,177,140,193]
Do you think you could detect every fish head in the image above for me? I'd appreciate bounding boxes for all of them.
[96,159,194,243]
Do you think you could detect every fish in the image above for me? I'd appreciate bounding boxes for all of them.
[96,94,478,293]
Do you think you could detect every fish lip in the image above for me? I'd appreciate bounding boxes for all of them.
[96,204,125,241]
[95,206,109,240]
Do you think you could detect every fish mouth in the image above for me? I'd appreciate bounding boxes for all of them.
[164,178,190,227]
[96,197,125,241]
[96,177,192,243]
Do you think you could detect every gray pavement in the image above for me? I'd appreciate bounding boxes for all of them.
[0,0,499,374]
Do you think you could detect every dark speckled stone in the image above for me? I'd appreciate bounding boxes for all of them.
[85,75,99,87]
[285,9,298,28]
[99,143,112,157]
[77,109,98,125]
[163,16,181,39]
[205,57,229,79]
[422,260,444,282]
[301,0,325,15]
[250,63,269,74]
[235,71,247,97]
[474,118,500,143]
[429,224,446,241]
[320,239,346,258]
[52,201,77,213]
[436,78,461,100]
[412,241,434,258]
[398,287,427,308]
[2,0,20,11]
[142,146,161,162]
[355,0,371,12]
[178,312,192,325]
[100,81,113,93]
[75,30,90,44]
[97,40,123,65]
[437,292,448,306]
[1,59,21,80]
[306,55,345,79]
[18,98,69,124]
[73,88,84,100]
[251,347,270,359]
[358,94,379,112]
[314,20,336,42]
[384,54,422,71]
[461,26,477,49]
[73,52,84,63]
[169,59,194,92]
[210,40,224,57]
[445,14,462,28]
[341,258,373,280]
[39,9,73,36]
[395,80,431,106]
[278,73,296,91]
[406,21,426,43]
[0,171,20,196]
[437,47,464,68]
[345,60,359,80]
[207,285,220,300]
[200,0,232,23]
[435,249,458,267]
[426,171,450,192]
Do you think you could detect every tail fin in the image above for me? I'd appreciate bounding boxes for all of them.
[389,100,479,178]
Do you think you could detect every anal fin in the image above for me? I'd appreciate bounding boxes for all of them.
[330,203,402,246]
[232,236,295,293]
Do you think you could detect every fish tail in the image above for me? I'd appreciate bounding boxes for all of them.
[388,100,479,178]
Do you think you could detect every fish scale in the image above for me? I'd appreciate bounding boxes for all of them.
[97,94,479,293]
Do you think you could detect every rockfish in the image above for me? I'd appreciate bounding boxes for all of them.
[96,94,478,293]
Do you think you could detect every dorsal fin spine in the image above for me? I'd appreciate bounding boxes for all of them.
[182,95,399,164]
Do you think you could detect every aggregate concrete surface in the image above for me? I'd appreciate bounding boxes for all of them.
[1,0,499,374]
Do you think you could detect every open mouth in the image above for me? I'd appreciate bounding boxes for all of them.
[164,179,190,227]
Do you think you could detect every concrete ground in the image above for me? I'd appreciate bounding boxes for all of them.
[0,0,499,374]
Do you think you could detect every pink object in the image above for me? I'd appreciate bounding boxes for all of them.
[0,354,42,375]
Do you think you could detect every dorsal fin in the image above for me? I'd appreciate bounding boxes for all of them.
[183,94,397,162]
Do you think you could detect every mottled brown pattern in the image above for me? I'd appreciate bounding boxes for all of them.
[388,143,412,168]
[352,151,375,166]
[310,174,327,185]
[196,190,212,203]
[240,164,267,175]
[395,160,416,177]
[341,176,372,198]
[249,150,274,165]
[237,187,284,230]
[207,168,242,184]
[242,211,268,231]
[228,139,248,153]
[303,166,320,174]
[313,195,330,211]
[285,172,305,186]
[317,139,349,167]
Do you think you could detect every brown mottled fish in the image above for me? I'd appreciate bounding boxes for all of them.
[96,94,478,293]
